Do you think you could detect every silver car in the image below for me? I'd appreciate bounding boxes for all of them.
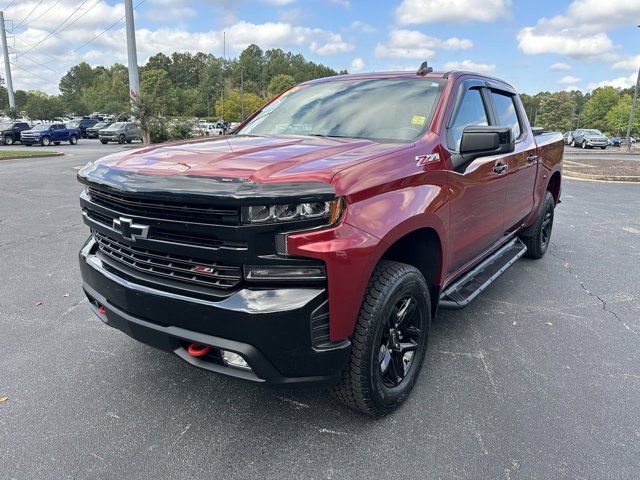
[99,122,142,144]
[571,129,607,149]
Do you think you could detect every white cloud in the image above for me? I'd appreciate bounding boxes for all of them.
[517,0,640,60]
[395,0,510,25]
[374,29,472,59]
[612,55,640,71]
[551,62,571,71]
[348,21,376,34]
[349,57,365,72]
[442,60,496,73]
[261,0,296,5]
[587,73,637,90]
[558,75,581,84]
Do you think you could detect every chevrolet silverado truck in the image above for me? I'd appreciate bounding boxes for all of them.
[0,121,31,145]
[77,67,563,416]
[22,123,80,146]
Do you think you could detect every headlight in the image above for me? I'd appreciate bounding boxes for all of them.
[243,198,345,225]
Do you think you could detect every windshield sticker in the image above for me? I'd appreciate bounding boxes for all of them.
[411,115,426,126]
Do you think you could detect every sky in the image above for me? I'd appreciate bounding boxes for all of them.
[2,0,640,95]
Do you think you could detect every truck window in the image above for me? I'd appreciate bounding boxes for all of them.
[491,92,521,139]
[449,88,489,151]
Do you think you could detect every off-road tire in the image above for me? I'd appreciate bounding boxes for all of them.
[332,260,431,417]
[521,191,554,259]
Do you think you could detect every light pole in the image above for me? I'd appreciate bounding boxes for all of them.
[240,66,245,121]
[625,25,640,151]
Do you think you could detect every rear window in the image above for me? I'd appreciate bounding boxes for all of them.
[491,92,521,139]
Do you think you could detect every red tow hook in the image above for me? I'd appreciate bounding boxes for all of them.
[187,342,211,357]
[97,305,106,315]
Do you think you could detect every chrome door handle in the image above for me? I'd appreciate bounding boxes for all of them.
[493,164,508,174]
[527,155,538,163]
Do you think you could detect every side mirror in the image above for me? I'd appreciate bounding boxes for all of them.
[459,126,514,162]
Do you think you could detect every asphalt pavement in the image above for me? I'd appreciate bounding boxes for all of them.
[1,146,639,479]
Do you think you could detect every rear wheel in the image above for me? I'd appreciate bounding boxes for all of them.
[41,136,51,146]
[332,260,430,417]
[521,191,554,259]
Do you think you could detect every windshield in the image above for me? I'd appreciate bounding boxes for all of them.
[94,122,107,128]
[32,124,50,131]
[0,123,12,129]
[106,122,126,130]
[585,129,603,135]
[67,121,80,127]
[238,77,446,142]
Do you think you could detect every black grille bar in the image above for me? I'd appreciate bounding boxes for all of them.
[94,232,242,290]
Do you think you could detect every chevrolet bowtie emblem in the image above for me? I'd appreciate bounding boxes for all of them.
[112,217,149,241]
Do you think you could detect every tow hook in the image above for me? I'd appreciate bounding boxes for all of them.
[187,342,211,357]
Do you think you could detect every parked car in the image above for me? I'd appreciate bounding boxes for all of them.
[192,122,224,137]
[0,121,31,145]
[562,131,573,145]
[571,128,608,149]
[99,122,142,144]
[77,67,563,416]
[86,122,110,139]
[21,123,80,146]
[67,118,98,138]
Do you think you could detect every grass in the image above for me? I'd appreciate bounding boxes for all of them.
[0,150,64,160]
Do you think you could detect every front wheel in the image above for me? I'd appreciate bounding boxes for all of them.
[332,260,430,417]
[4,136,13,145]
[41,136,51,146]
[570,139,575,147]
[69,135,78,145]
[521,191,554,259]
[118,134,125,144]
[100,139,108,144]
[600,146,606,150]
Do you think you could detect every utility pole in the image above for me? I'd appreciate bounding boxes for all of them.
[221,31,225,122]
[240,66,244,121]
[0,11,15,109]
[124,0,140,105]
[625,26,640,151]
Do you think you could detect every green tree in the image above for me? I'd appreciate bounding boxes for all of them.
[580,87,620,132]
[535,91,577,132]
[267,74,295,98]
[606,94,640,136]
[215,89,265,122]
[25,92,64,121]
[59,62,96,114]
[140,68,177,116]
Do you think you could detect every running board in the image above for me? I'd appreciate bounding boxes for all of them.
[439,238,527,309]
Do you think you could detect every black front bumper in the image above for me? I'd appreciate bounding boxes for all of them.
[79,239,350,386]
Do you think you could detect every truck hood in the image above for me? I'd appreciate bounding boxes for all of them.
[90,134,409,184]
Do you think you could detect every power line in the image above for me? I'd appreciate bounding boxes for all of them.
[10,60,52,84]
[11,0,44,31]
[2,0,17,10]
[19,0,91,56]
[13,0,63,31]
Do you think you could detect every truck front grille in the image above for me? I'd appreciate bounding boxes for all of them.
[87,187,240,226]
[94,232,242,290]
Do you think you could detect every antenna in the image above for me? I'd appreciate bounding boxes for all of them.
[416,61,433,76]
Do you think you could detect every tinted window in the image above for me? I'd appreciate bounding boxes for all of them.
[449,88,489,151]
[239,78,446,142]
[491,92,521,139]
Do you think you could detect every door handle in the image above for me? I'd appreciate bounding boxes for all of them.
[527,155,538,163]
[493,163,508,174]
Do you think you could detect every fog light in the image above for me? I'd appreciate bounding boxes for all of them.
[221,350,251,370]
[244,265,326,281]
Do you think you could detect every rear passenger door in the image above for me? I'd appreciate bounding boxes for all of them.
[488,90,538,232]
[446,80,508,275]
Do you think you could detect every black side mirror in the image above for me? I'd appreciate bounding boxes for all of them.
[459,126,514,161]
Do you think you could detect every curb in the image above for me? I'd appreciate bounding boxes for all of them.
[0,152,65,161]
[564,170,640,183]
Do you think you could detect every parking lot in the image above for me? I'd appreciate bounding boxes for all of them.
[1,148,639,479]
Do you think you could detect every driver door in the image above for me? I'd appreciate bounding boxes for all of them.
[446,82,508,276]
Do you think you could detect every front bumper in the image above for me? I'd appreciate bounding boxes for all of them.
[79,238,350,386]
[586,139,607,146]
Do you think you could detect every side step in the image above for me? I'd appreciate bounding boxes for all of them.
[439,238,527,310]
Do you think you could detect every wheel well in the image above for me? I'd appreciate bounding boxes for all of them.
[380,228,442,317]
[547,171,561,204]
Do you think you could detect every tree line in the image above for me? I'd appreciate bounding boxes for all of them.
[0,43,637,137]
[521,87,639,136]
[0,44,344,123]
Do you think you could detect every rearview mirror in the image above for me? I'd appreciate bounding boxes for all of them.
[458,126,514,163]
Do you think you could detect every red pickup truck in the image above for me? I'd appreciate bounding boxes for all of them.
[78,67,563,416]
